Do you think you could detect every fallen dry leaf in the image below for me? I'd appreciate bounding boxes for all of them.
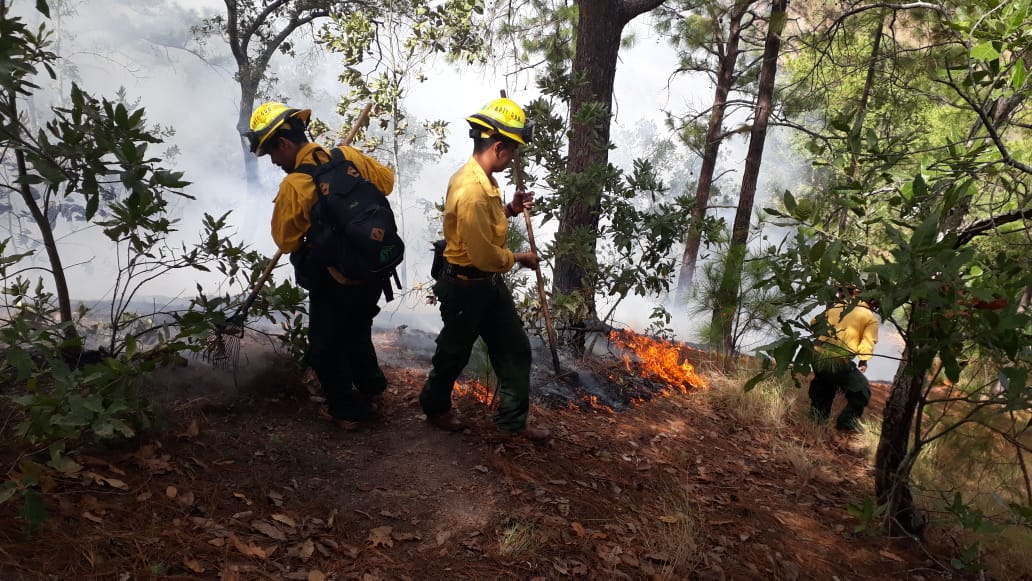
[879,549,905,562]
[620,552,640,567]
[83,472,128,490]
[50,456,83,475]
[271,513,297,528]
[392,531,419,542]
[177,491,195,507]
[299,538,315,561]
[219,564,242,581]
[571,522,587,538]
[82,512,103,524]
[182,557,205,573]
[368,526,393,548]
[251,520,287,541]
[166,486,178,498]
[308,571,326,581]
[180,419,200,438]
[103,476,127,490]
[229,533,270,559]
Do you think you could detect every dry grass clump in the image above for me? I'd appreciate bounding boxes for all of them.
[492,520,538,560]
[636,488,702,576]
[702,373,799,432]
[774,440,822,484]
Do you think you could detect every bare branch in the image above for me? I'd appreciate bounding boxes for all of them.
[954,207,1032,248]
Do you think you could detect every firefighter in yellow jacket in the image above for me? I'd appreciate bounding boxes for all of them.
[809,288,880,432]
[420,97,549,442]
[245,102,394,429]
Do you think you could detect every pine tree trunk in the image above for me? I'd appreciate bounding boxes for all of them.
[676,3,746,296]
[711,0,786,355]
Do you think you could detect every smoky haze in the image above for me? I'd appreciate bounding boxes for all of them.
[9,3,895,377]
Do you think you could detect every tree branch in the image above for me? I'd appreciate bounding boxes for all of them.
[834,2,945,23]
[619,0,667,23]
[954,207,1032,248]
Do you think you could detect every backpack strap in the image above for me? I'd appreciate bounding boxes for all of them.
[291,146,341,178]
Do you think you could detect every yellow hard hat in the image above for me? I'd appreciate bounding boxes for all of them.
[465,98,534,145]
[244,101,311,155]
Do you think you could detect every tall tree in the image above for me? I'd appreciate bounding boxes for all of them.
[194,0,334,192]
[551,0,665,347]
[711,0,788,355]
[660,0,761,296]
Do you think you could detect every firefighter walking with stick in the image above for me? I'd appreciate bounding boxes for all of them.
[420,97,550,443]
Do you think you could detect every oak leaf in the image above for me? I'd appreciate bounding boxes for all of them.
[368,526,394,548]
[251,520,287,541]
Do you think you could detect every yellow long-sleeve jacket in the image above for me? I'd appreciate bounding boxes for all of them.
[271,143,394,254]
[817,301,880,362]
[441,157,515,273]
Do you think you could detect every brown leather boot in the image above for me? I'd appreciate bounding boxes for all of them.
[427,410,467,432]
[514,425,550,443]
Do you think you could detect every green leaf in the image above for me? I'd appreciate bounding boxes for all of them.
[19,489,47,535]
[1009,0,1030,31]
[0,482,17,505]
[912,174,927,198]
[85,193,100,220]
[35,0,50,17]
[970,42,1000,62]
[830,118,851,133]
[783,190,797,214]
[940,350,961,383]
[1012,58,1027,91]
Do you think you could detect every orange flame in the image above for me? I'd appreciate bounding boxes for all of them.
[569,394,616,415]
[609,330,709,393]
[455,379,494,406]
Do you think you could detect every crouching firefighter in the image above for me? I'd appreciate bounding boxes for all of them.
[245,101,401,429]
[420,97,550,442]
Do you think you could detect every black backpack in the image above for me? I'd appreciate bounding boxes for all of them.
[294,148,405,301]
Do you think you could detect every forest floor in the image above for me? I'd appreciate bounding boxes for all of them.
[0,326,1014,580]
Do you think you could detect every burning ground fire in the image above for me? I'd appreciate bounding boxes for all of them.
[455,379,495,407]
[609,329,709,393]
[451,329,708,413]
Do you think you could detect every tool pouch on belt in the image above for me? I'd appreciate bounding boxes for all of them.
[431,239,446,280]
[290,246,321,291]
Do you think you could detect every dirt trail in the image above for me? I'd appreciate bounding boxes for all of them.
[0,330,952,580]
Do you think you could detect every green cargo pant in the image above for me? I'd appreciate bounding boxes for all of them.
[420,275,531,432]
[808,357,871,431]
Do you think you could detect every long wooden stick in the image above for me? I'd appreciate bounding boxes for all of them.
[501,90,562,376]
[339,103,374,146]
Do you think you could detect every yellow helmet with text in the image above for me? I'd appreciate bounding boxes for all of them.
[244,101,311,155]
[465,98,534,145]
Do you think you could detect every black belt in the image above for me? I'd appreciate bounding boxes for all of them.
[443,262,502,284]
